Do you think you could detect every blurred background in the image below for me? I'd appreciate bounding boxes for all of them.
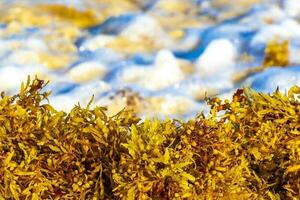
[0,0,299,119]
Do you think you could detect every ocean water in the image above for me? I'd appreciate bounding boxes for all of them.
[0,0,299,119]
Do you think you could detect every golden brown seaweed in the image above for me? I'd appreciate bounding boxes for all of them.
[0,78,299,199]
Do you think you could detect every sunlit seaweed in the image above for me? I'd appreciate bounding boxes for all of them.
[233,40,290,83]
[0,78,299,199]
[263,40,289,67]
[0,4,102,28]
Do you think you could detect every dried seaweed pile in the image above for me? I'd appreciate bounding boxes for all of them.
[0,78,299,199]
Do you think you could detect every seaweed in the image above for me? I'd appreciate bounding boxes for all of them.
[0,77,299,199]
[233,40,290,83]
